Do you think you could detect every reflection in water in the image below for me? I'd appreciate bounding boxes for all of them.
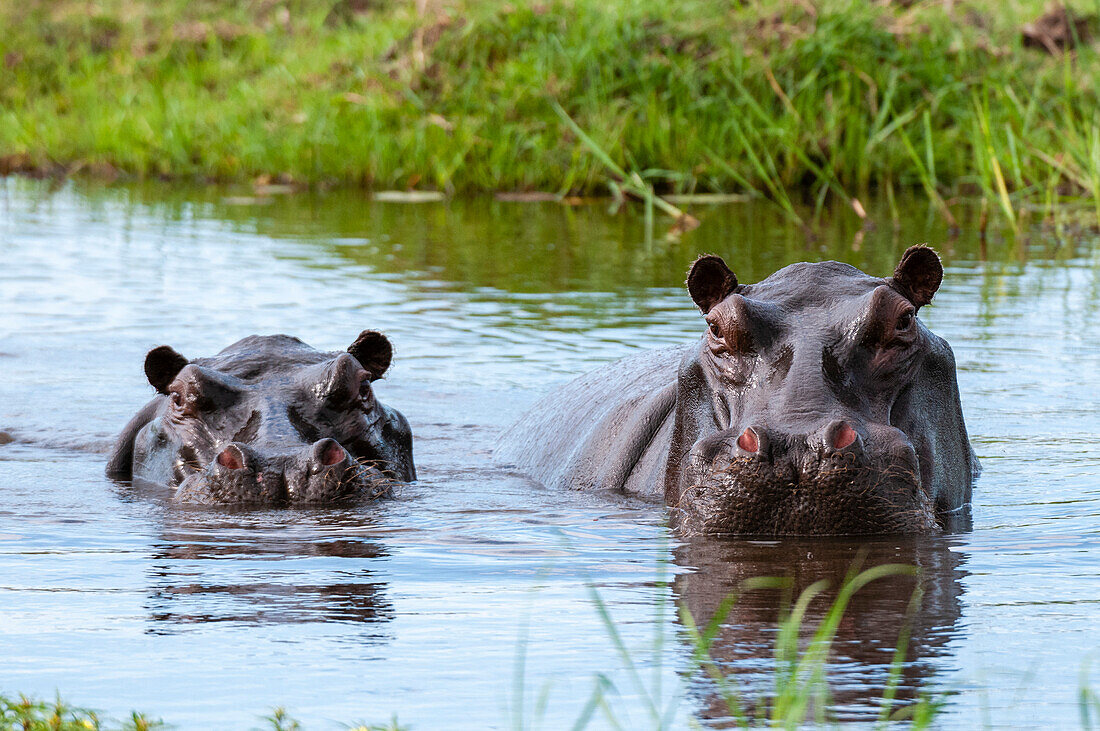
[144,510,393,632]
[674,537,966,723]
[146,579,390,628]
[78,181,1096,293]
[51,180,972,293]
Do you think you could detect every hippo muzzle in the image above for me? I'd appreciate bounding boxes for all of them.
[677,420,935,535]
[175,438,394,505]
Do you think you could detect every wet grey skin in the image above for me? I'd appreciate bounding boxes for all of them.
[496,246,979,536]
[107,331,415,505]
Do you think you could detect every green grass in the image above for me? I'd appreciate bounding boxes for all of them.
[0,695,403,731]
[4,0,1100,221]
[508,559,943,729]
[0,693,164,731]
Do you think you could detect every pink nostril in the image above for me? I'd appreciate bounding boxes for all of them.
[832,423,857,450]
[737,427,759,453]
[217,447,245,470]
[321,443,346,467]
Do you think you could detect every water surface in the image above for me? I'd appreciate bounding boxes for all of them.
[1,179,1098,728]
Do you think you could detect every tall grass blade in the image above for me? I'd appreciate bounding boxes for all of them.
[899,125,957,229]
[570,675,613,731]
[875,583,925,727]
[972,94,1017,231]
[584,581,662,725]
[549,99,696,231]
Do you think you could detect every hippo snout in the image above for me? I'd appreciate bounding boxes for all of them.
[197,441,286,504]
[292,438,372,503]
[690,421,865,470]
[679,421,933,535]
[177,438,391,506]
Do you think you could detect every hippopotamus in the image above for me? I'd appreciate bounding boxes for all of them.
[497,246,978,535]
[107,331,415,504]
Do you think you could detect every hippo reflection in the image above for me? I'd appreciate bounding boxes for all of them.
[107,332,415,505]
[674,536,965,722]
[145,513,394,630]
[498,247,978,535]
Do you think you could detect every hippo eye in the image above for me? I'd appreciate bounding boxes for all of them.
[165,370,241,417]
[168,390,193,415]
[168,389,203,418]
[896,311,914,331]
[359,377,375,403]
[325,369,371,409]
[324,388,353,408]
[709,323,722,338]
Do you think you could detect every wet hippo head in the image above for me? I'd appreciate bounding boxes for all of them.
[110,332,415,505]
[669,246,975,535]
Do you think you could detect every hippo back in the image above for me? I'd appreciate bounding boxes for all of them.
[495,346,684,499]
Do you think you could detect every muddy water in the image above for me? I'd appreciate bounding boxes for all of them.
[0,178,1097,729]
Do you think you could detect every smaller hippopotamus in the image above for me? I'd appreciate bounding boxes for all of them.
[107,331,415,505]
[497,246,979,536]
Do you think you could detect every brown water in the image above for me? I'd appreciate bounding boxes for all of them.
[0,178,1098,729]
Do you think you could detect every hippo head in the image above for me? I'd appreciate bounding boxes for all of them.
[128,332,415,505]
[668,246,974,535]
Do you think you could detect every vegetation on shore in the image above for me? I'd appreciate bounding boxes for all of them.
[3,0,1100,222]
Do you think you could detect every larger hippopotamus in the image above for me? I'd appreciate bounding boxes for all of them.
[497,246,978,535]
[107,331,415,504]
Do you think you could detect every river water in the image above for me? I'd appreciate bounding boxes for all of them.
[0,178,1097,729]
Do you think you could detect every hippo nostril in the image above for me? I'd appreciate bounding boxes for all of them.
[322,445,345,467]
[737,427,759,453]
[217,445,247,471]
[828,421,858,450]
[312,438,347,468]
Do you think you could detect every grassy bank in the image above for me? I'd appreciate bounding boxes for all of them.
[2,0,1100,219]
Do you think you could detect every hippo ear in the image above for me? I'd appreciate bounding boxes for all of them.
[348,330,393,381]
[144,345,189,394]
[687,255,739,313]
[891,245,943,309]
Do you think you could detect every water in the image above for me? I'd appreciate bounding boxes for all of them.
[0,178,1098,729]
